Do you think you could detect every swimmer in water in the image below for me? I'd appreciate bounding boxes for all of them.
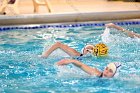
[57,59,121,78]
[105,23,140,38]
[41,42,108,58]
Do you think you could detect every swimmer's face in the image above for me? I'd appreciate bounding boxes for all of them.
[103,67,114,78]
[83,45,94,55]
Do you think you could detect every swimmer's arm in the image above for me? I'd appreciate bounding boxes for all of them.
[57,59,101,76]
[105,23,140,38]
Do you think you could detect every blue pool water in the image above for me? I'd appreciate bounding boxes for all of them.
[0,21,140,93]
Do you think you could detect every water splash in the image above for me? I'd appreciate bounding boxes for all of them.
[101,27,112,43]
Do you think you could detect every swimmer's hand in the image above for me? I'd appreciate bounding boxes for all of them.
[105,23,116,28]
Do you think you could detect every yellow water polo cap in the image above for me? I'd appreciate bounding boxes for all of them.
[93,43,108,56]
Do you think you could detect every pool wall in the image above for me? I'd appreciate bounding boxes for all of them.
[0,11,140,25]
[0,20,140,31]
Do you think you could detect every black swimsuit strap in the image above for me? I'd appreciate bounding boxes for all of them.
[99,72,103,78]
[80,54,83,56]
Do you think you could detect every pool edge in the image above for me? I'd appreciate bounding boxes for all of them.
[0,11,140,26]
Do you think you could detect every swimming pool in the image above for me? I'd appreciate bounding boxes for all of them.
[0,20,140,93]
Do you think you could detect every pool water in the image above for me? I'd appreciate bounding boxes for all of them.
[0,22,140,93]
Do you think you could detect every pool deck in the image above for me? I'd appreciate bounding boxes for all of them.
[19,0,140,14]
[0,0,140,25]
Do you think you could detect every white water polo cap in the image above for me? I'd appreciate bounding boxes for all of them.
[107,62,121,76]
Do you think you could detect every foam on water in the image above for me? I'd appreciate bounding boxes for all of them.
[101,27,111,43]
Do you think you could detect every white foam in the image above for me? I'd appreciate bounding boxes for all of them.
[56,65,89,79]
[51,48,70,57]
[101,27,112,43]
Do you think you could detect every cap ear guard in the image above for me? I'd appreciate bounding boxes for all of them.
[81,44,94,54]
[107,62,121,77]
[93,43,108,56]
[113,62,121,77]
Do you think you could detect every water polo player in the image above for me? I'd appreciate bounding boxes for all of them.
[41,42,108,58]
[57,59,121,78]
